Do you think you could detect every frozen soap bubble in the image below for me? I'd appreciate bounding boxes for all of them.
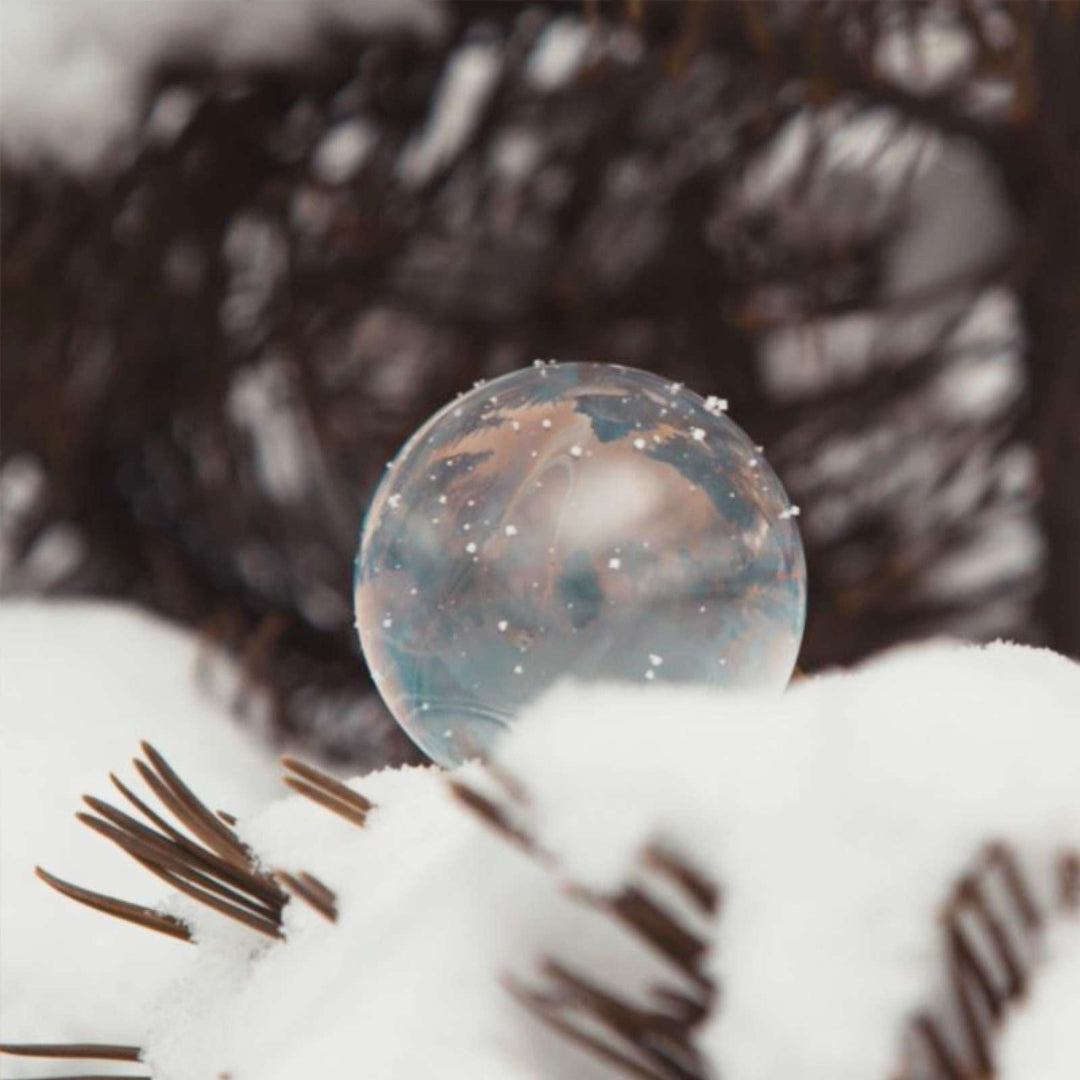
[355,362,806,767]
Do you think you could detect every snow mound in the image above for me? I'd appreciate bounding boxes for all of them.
[0,602,280,1075]
[3,630,1077,1079]
[501,641,1080,1080]
[133,640,1080,1079]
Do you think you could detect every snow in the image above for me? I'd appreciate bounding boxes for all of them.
[311,119,376,185]
[3,612,1077,1080]
[143,86,201,147]
[490,129,543,182]
[999,921,1080,1080]
[874,15,975,94]
[0,602,280,1076]
[398,41,502,186]
[525,17,591,92]
[0,0,441,172]
[499,643,1080,1080]
[920,516,1042,601]
[748,114,1014,402]
[141,641,1079,1080]
[226,358,313,502]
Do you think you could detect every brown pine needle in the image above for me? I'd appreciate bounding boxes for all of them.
[3,1075,151,1080]
[448,780,535,851]
[80,795,285,910]
[643,846,720,916]
[77,811,281,923]
[139,859,282,939]
[0,1043,140,1060]
[504,976,669,1080]
[139,742,251,867]
[281,757,374,814]
[987,842,1042,930]
[34,866,191,942]
[109,772,204,852]
[275,870,338,922]
[282,776,370,827]
[297,871,337,909]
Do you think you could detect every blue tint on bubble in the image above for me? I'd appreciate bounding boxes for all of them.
[355,362,806,767]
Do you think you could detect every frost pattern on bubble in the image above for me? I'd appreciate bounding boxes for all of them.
[355,362,806,767]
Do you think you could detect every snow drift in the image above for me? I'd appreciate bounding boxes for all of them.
[1,607,1077,1080]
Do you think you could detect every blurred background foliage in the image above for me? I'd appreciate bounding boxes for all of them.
[2,0,1079,766]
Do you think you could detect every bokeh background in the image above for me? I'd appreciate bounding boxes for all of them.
[3,0,1078,767]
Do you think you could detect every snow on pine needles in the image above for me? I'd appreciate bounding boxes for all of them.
[1,608,1078,1080]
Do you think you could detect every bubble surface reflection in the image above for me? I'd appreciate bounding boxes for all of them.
[355,362,805,766]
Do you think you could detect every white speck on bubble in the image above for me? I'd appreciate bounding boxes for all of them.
[513,664,524,675]
[541,419,552,430]
[704,395,728,415]
[505,524,518,537]
[691,427,706,442]
[608,557,621,569]
[633,437,646,450]
[648,653,663,667]
[668,381,684,394]
[569,445,583,457]
[438,494,447,504]
[779,506,801,520]
[645,669,656,680]
[497,620,509,632]
[465,541,477,554]
[382,617,393,629]
[387,493,402,509]
[511,420,521,431]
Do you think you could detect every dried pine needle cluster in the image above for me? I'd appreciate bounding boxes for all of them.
[2,743,1077,1080]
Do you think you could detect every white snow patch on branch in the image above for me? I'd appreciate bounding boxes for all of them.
[525,16,591,92]
[398,41,501,186]
[0,0,441,171]
[312,119,376,185]
[227,358,313,502]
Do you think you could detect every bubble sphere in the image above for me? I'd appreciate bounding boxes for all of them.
[355,362,805,767]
